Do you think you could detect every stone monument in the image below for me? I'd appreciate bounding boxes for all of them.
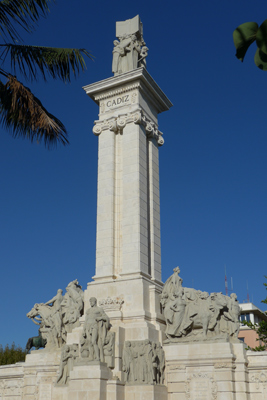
[0,15,266,400]
[82,17,172,372]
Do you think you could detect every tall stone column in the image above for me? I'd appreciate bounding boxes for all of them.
[83,68,172,350]
[84,68,171,285]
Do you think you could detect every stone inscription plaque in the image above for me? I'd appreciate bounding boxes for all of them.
[191,378,209,400]
[100,93,133,114]
[185,374,217,400]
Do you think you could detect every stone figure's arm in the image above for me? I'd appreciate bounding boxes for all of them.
[44,295,56,306]
[223,311,233,321]
[170,303,178,311]
[97,310,109,322]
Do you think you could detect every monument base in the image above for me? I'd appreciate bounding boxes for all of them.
[68,362,112,400]
[125,384,168,400]
[164,341,249,400]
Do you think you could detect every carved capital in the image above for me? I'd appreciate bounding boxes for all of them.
[93,118,118,135]
[117,116,127,130]
[108,118,117,132]
[141,115,164,146]
[133,110,142,124]
[92,110,164,146]
[92,124,102,136]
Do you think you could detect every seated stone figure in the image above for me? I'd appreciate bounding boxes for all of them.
[160,267,241,342]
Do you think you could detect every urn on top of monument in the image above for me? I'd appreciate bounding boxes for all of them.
[112,15,148,75]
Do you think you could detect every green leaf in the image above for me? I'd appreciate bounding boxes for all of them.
[0,0,53,41]
[254,48,267,70]
[0,75,68,148]
[233,22,258,61]
[256,19,267,54]
[0,44,92,82]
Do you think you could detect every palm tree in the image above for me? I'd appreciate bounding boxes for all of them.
[0,0,91,148]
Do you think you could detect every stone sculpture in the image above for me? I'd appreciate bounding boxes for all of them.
[27,279,84,349]
[112,15,148,75]
[81,297,112,363]
[61,279,84,335]
[103,329,115,368]
[25,334,47,353]
[220,293,241,338]
[56,344,78,386]
[160,268,241,342]
[122,340,165,385]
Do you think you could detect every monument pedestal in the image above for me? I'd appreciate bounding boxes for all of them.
[125,384,168,400]
[164,341,249,400]
[23,349,61,400]
[68,362,112,400]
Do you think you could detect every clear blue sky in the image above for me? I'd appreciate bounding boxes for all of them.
[0,0,266,347]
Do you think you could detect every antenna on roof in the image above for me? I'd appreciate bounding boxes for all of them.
[247,280,250,302]
[230,277,233,294]
[224,265,228,296]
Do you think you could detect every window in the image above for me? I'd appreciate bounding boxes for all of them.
[240,314,246,322]
[240,313,251,323]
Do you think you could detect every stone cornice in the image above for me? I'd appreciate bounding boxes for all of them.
[94,83,140,101]
[92,109,164,146]
[83,67,173,114]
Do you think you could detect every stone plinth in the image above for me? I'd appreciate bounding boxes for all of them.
[124,384,167,400]
[246,351,267,400]
[68,361,112,400]
[164,341,249,400]
[106,379,125,400]
[23,349,61,400]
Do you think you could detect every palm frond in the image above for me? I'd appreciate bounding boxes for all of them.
[0,44,92,81]
[0,0,52,41]
[0,74,68,147]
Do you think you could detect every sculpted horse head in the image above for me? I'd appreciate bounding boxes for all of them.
[27,303,53,327]
[210,292,228,310]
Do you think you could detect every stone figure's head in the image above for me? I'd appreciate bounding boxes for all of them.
[113,40,119,46]
[174,288,184,298]
[57,289,63,295]
[142,46,148,53]
[89,297,97,307]
[200,291,209,300]
[173,266,180,274]
[230,293,237,300]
